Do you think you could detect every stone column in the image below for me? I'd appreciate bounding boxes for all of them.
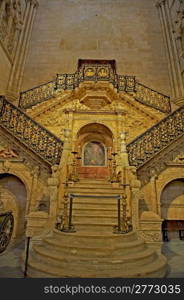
[156,0,184,102]
[6,0,39,103]
[4,5,14,48]
[0,1,6,22]
[128,166,141,230]
[48,165,59,225]
[120,132,129,167]
[150,175,160,215]
[58,128,72,210]
[27,166,40,213]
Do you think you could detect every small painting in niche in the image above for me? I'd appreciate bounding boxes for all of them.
[83,141,105,166]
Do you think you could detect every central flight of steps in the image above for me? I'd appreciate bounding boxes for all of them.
[68,179,121,233]
[26,179,167,277]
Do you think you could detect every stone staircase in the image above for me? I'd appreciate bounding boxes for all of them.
[27,230,167,277]
[26,179,167,278]
[67,179,121,233]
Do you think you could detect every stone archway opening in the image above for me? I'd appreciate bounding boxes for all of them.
[161,178,184,241]
[76,123,113,179]
[0,173,27,240]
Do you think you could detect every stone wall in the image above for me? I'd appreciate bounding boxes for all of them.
[22,0,170,95]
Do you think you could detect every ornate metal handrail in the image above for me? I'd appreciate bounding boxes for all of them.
[127,105,184,168]
[19,63,170,113]
[60,193,132,234]
[0,211,14,253]
[19,80,56,109]
[0,96,63,165]
[135,82,171,113]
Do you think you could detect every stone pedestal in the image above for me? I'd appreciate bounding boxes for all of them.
[26,211,49,239]
[138,211,163,252]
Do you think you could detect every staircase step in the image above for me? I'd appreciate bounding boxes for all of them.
[31,245,157,271]
[72,215,117,224]
[73,198,118,204]
[68,189,122,194]
[41,236,146,257]
[52,229,138,244]
[24,176,167,278]
[72,202,117,209]
[70,183,120,188]
[77,179,109,184]
[26,253,167,278]
[73,208,117,216]
[73,222,117,232]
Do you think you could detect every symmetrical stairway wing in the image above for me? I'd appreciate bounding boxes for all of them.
[19,61,171,113]
[0,96,63,166]
[127,105,184,168]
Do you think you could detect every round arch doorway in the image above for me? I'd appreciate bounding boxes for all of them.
[0,173,27,240]
[161,178,184,241]
[76,123,113,179]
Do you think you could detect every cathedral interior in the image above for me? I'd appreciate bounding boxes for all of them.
[0,0,184,278]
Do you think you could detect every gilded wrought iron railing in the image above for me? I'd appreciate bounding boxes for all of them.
[19,63,171,113]
[60,193,132,234]
[19,80,56,109]
[135,82,171,113]
[0,96,63,165]
[0,211,14,253]
[127,105,184,168]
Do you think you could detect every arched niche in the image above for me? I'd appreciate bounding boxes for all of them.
[76,122,113,149]
[160,178,184,220]
[76,123,113,179]
[160,178,184,240]
[0,173,27,239]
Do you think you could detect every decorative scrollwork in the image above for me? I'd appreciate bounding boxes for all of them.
[127,105,184,168]
[135,82,171,113]
[19,80,56,109]
[19,62,170,113]
[0,96,63,165]
[0,211,14,253]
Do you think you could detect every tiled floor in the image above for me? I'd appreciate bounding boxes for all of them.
[0,238,25,278]
[162,238,184,277]
[0,237,184,278]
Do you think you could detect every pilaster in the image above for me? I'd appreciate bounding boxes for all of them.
[6,0,39,104]
[156,0,184,100]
